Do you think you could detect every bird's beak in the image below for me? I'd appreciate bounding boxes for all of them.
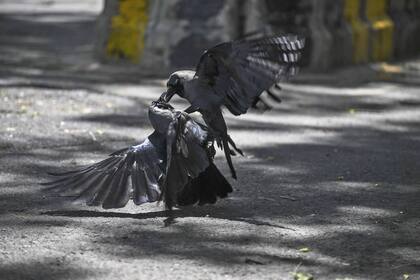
[157,93,166,102]
[161,87,177,102]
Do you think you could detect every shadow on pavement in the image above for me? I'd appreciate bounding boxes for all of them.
[1,7,420,280]
[0,260,95,280]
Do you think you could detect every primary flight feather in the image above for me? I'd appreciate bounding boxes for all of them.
[43,101,232,210]
[161,35,305,179]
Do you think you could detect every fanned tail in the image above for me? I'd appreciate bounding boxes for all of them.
[177,162,233,206]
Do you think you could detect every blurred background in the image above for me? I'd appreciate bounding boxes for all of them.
[1,0,420,80]
[96,0,420,73]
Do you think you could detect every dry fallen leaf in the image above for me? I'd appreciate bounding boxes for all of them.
[82,107,92,114]
[293,272,314,280]
[298,247,310,253]
[89,131,97,141]
[19,105,28,113]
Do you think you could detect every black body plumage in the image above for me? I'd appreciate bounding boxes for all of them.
[42,101,232,210]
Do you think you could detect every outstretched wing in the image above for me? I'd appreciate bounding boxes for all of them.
[43,134,164,209]
[162,112,212,209]
[43,113,213,210]
[194,35,305,115]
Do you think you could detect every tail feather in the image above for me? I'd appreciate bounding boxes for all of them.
[251,97,272,111]
[177,163,233,206]
[251,83,282,111]
[266,88,282,103]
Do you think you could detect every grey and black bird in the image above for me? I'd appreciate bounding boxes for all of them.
[161,35,305,179]
[42,100,232,210]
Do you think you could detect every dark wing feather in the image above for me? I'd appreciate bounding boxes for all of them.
[194,35,304,115]
[43,134,164,209]
[177,162,232,206]
[162,112,211,209]
[44,114,213,210]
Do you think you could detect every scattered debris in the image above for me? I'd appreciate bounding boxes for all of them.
[293,272,314,280]
[88,131,97,141]
[105,102,113,108]
[298,247,310,253]
[348,108,356,114]
[279,195,297,201]
[259,197,276,202]
[18,105,28,114]
[259,195,297,202]
[245,258,264,265]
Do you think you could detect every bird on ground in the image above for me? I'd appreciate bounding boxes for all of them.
[43,34,304,212]
[43,100,232,210]
[161,35,305,179]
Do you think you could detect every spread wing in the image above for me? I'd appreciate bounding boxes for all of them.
[162,112,212,209]
[42,134,165,209]
[43,114,212,210]
[194,35,305,115]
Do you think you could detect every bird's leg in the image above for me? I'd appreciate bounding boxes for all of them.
[184,105,198,114]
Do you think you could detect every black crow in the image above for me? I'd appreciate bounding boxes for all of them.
[43,100,232,210]
[161,35,305,179]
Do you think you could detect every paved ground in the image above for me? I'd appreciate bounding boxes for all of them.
[1,2,420,280]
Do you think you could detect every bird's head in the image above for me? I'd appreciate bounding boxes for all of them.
[151,99,174,110]
[149,99,176,134]
[161,70,195,102]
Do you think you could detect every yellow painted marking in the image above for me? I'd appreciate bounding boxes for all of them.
[344,0,369,64]
[364,0,394,61]
[106,0,149,62]
[379,62,402,74]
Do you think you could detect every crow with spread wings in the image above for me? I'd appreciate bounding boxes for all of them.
[43,101,232,210]
[161,35,305,179]
[43,34,304,211]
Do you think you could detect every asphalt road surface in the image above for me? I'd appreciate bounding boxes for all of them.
[1,1,420,280]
